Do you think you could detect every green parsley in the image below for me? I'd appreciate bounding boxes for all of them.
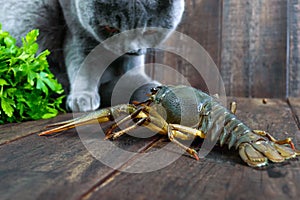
[0,24,65,124]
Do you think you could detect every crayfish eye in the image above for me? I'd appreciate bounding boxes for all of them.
[151,86,162,93]
[150,87,159,94]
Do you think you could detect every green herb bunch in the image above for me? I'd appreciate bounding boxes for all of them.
[0,24,65,124]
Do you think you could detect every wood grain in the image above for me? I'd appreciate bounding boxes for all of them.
[145,0,222,92]
[288,98,300,130]
[288,0,300,97]
[0,115,160,200]
[221,0,287,98]
[83,98,300,200]
[0,114,73,145]
[1,98,300,200]
[146,0,298,98]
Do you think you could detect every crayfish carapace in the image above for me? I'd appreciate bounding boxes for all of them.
[39,85,300,167]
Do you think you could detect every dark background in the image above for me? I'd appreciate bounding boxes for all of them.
[146,0,300,98]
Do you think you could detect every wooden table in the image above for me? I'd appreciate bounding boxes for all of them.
[1,97,300,200]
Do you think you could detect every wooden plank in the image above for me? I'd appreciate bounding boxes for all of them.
[83,98,300,200]
[178,0,222,68]
[221,0,287,98]
[146,0,222,91]
[288,98,300,129]
[0,114,73,145]
[0,115,160,200]
[288,0,300,97]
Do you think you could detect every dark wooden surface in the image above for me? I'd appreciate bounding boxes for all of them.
[288,0,300,97]
[221,0,287,98]
[146,0,223,92]
[1,97,300,200]
[146,0,300,98]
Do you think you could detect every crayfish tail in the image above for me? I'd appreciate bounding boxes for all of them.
[238,139,300,167]
[273,143,299,158]
[239,143,268,167]
[251,141,285,163]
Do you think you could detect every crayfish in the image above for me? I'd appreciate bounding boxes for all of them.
[40,85,300,167]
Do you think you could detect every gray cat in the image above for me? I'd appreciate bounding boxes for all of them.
[0,0,185,111]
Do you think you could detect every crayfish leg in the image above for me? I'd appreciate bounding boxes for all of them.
[105,114,133,137]
[168,130,199,160]
[230,101,237,114]
[253,130,296,150]
[105,118,147,140]
[170,124,206,139]
[167,125,201,160]
[105,106,151,138]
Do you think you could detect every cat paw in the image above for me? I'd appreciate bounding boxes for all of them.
[67,92,100,112]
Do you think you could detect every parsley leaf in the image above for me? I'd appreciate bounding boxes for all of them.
[0,24,65,124]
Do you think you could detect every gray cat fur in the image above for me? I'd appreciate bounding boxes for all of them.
[0,0,185,111]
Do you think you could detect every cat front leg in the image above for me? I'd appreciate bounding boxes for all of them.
[64,32,101,112]
[99,53,160,107]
